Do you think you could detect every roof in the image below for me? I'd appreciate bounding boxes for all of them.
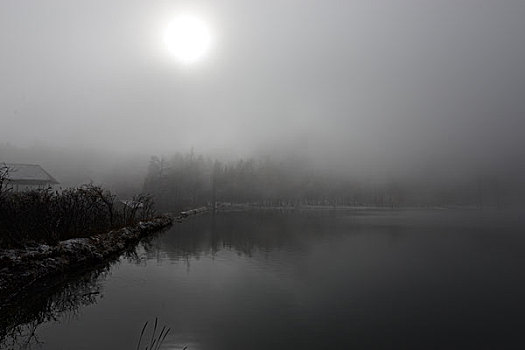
[2,163,59,185]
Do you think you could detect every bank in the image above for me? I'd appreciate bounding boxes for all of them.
[0,215,176,302]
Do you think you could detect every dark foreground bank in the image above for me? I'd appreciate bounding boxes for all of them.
[0,215,173,301]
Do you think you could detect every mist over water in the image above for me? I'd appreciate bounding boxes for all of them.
[1,1,525,188]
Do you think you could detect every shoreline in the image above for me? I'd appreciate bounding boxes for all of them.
[0,206,210,302]
[0,215,173,302]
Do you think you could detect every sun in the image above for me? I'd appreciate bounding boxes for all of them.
[164,14,211,64]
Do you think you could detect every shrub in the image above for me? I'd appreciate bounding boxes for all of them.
[0,184,156,248]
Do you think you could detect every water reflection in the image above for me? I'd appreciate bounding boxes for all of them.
[0,254,137,349]
[3,209,525,349]
[141,209,519,263]
[141,210,359,262]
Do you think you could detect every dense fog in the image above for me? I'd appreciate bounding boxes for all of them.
[1,0,525,206]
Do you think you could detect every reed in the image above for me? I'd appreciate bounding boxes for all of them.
[136,318,172,350]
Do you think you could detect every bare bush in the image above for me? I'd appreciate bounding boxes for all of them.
[0,184,157,248]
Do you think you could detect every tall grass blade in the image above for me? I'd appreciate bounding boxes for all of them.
[154,326,171,350]
[149,317,158,348]
[136,321,149,350]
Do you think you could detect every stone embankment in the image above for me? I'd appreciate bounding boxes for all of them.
[0,215,173,301]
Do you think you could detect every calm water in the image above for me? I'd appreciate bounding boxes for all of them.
[3,209,525,349]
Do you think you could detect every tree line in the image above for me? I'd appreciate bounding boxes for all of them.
[143,152,510,211]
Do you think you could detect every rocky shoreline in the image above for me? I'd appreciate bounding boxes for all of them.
[0,215,174,302]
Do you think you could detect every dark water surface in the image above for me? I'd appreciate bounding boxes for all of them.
[3,209,525,349]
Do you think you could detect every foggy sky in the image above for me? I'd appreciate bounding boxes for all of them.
[1,0,525,175]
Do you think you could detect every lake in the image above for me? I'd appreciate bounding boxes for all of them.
[3,208,525,349]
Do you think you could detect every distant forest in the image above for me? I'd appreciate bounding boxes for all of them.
[143,152,509,211]
[1,144,518,211]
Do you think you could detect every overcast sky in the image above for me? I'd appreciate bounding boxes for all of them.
[1,0,525,174]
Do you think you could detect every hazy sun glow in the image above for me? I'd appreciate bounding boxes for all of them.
[164,14,211,64]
